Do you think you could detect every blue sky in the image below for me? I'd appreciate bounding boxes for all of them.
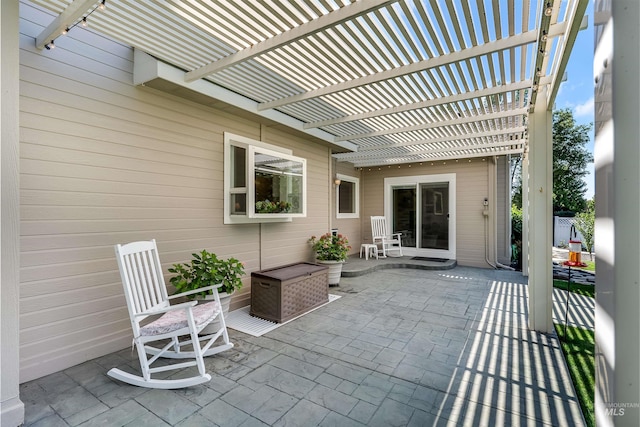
[552,1,595,199]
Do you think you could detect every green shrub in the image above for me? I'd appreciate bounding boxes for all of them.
[169,250,244,298]
[511,205,523,267]
[511,204,522,241]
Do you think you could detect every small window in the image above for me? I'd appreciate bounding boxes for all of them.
[336,173,359,219]
[224,133,306,224]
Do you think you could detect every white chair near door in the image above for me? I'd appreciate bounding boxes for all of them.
[370,216,403,257]
[108,239,233,389]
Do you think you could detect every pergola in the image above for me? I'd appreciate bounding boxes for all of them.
[31,0,588,333]
[34,0,587,165]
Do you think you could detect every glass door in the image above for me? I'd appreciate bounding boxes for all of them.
[420,182,449,250]
[392,187,416,248]
[385,174,456,259]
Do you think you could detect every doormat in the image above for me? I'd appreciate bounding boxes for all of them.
[411,256,449,263]
[225,294,341,337]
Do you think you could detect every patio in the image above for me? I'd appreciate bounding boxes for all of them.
[20,266,584,427]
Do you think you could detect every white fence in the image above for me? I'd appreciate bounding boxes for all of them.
[554,216,585,247]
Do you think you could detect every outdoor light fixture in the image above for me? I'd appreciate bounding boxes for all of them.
[41,1,106,51]
[334,178,341,186]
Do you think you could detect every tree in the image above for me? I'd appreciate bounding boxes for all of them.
[510,108,592,212]
[511,156,523,208]
[574,197,595,260]
[552,109,593,213]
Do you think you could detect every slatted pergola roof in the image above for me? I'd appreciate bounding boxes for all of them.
[34,0,588,167]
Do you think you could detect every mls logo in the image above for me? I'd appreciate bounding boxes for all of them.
[605,407,625,416]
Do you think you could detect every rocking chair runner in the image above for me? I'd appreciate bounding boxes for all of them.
[371,216,403,257]
[108,240,233,389]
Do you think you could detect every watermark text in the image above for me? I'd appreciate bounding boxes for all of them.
[604,402,640,416]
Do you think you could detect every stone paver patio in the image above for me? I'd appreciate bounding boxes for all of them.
[20,266,585,426]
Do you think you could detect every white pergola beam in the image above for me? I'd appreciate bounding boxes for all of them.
[35,0,95,49]
[546,0,590,110]
[346,147,524,168]
[356,126,526,151]
[527,0,553,112]
[521,149,529,276]
[258,23,567,111]
[184,0,397,82]
[335,139,524,162]
[304,80,532,129]
[527,86,553,333]
[335,107,529,142]
[259,30,537,111]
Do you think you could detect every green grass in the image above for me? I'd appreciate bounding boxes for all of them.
[575,260,595,272]
[553,279,595,299]
[555,324,595,427]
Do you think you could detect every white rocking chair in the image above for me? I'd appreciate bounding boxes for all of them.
[371,216,403,257]
[108,239,233,389]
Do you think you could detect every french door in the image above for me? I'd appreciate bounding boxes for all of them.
[384,174,456,259]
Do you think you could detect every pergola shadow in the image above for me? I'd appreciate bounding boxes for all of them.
[433,277,585,426]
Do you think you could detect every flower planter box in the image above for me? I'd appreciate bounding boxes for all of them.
[250,262,329,323]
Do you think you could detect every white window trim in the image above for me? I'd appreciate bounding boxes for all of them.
[224,132,306,224]
[336,173,359,219]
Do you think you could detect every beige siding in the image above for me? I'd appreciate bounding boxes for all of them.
[332,161,361,253]
[360,160,493,268]
[19,4,331,382]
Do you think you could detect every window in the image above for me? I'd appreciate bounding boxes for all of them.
[336,173,359,219]
[224,133,306,224]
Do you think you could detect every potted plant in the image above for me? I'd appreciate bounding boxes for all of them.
[308,233,351,285]
[255,199,292,213]
[169,250,245,328]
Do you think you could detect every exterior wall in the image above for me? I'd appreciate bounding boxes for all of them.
[359,158,494,268]
[332,161,361,250]
[19,3,330,382]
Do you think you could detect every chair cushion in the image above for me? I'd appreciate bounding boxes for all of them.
[140,301,220,336]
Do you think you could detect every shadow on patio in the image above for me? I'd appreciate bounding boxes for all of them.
[20,266,584,426]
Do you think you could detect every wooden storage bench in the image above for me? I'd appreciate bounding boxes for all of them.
[250,262,329,323]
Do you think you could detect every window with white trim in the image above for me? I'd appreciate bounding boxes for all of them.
[224,133,306,224]
[336,173,359,219]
